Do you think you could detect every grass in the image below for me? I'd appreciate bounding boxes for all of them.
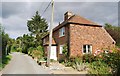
[0,55,12,71]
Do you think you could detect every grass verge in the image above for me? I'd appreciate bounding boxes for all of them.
[0,55,12,71]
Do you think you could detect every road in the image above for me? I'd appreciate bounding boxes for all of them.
[1,52,50,74]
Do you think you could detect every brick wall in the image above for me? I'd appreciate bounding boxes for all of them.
[43,25,70,60]
[53,25,69,60]
[69,24,115,57]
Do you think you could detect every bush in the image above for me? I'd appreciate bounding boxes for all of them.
[37,46,44,57]
[2,55,12,68]
[63,56,88,71]
[89,48,120,75]
[101,52,120,75]
[28,46,44,61]
[17,48,22,52]
[88,61,112,75]
[72,57,88,71]
[82,54,96,63]
[28,47,34,55]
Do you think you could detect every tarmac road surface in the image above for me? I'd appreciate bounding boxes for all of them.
[1,52,50,74]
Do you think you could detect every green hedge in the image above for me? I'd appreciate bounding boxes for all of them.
[2,55,12,69]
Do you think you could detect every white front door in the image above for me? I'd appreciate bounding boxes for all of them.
[48,46,57,60]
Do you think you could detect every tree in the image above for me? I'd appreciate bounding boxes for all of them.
[27,11,48,45]
[104,23,120,47]
[0,24,11,56]
[13,34,36,54]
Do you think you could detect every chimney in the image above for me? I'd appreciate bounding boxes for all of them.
[64,11,73,21]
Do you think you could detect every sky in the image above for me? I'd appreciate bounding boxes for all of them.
[0,0,119,39]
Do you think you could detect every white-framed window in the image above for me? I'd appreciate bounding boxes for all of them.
[59,45,64,54]
[83,45,92,54]
[59,27,65,37]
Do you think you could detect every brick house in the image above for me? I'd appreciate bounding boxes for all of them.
[42,11,115,61]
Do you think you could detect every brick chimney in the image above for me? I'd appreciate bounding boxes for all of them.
[64,11,73,21]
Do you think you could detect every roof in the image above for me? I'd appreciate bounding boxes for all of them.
[53,14,102,31]
[69,15,99,25]
[42,13,102,39]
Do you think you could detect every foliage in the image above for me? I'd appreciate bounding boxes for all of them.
[100,51,120,75]
[28,47,34,55]
[1,24,12,56]
[62,44,68,57]
[28,46,44,60]
[82,54,95,63]
[62,44,68,62]
[27,11,48,46]
[87,48,120,75]
[104,23,120,47]
[70,56,88,71]
[12,34,35,54]
[88,61,112,75]
[2,55,12,69]
[31,50,41,59]
[37,45,44,56]
[11,44,18,52]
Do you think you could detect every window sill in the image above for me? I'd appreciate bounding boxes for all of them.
[59,35,65,38]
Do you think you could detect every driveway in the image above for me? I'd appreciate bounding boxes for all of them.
[1,52,50,74]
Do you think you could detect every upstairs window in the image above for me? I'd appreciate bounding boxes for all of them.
[59,27,65,37]
[83,45,92,54]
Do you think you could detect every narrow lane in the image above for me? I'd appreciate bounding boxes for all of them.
[2,52,50,74]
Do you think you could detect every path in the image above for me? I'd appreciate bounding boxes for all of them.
[1,52,50,74]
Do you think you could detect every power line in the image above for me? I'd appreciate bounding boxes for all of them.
[41,1,52,17]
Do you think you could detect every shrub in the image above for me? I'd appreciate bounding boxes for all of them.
[72,57,88,71]
[101,52,120,75]
[2,55,12,68]
[29,46,44,61]
[17,48,22,52]
[64,56,88,71]
[88,61,112,75]
[28,47,34,55]
[62,44,68,62]
[82,54,95,63]
[37,46,44,57]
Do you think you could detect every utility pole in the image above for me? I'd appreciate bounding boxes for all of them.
[47,0,54,67]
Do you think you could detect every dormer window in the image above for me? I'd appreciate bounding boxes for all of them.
[59,27,65,37]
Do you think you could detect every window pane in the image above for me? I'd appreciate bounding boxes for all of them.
[83,45,86,53]
[62,27,65,36]
[59,27,65,37]
[88,45,90,53]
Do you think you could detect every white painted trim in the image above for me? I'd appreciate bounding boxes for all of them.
[59,27,65,37]
[82,45,92,54]
[59,45,64,54]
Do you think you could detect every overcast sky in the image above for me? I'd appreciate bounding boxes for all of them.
[1,0,119,39]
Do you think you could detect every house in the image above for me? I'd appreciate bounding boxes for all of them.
[42,11,115,61]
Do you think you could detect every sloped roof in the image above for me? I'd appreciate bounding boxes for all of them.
[53,14,102,31]
[68,15,99,25]
[42,13,102,39]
